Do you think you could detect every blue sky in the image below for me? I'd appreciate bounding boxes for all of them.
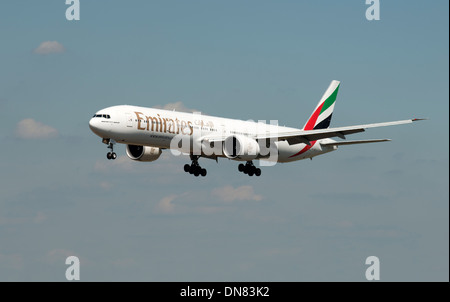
[0,1,448,281]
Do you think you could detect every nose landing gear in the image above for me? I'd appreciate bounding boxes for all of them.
[103,138,117,160]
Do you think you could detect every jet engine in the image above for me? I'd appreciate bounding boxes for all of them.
[126,145,162,162]
[223,135,260,161]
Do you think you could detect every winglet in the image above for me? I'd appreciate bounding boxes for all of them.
[412,118,427,122]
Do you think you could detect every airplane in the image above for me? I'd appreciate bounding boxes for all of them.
[89,80,423,177]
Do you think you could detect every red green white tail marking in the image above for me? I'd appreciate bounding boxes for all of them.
[289,80,340,158]
[303,80,340,131]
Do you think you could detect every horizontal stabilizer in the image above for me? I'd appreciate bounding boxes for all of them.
[321,139,391,146]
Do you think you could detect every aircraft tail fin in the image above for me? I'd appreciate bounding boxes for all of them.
[303,80,340,130]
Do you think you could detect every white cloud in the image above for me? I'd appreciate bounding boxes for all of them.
[15,119,58,139]
[212,185,263,202]
[33,41,65,55]
[155,194,177,213]
[154,186,263,215]
[154,101,198,113]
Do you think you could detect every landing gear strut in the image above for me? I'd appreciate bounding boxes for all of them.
[238,161,261,177]
[103,138,117,160]
[184,155,207,177]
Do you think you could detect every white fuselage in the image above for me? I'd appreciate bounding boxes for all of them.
[89,105,337,163]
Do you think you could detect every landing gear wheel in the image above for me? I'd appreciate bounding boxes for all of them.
[185,155,207,177]
[107,152,112,160]
[111,152,117,160]
[239,161,261,176]
[189,166,195,174]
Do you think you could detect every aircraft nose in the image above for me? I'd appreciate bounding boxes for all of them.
[89,116,111,137]
[89,118,102,135]
[89,118,97,131]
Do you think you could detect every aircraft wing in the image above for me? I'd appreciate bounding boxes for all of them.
[258,118,424,145]
[320,139,391,146]
[203,118,424,145]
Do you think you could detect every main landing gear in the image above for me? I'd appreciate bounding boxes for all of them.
[238,161,261,177]
[184,155,207,177]
[103,138,117,160]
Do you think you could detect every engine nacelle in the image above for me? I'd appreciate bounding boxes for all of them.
[223,135,260,161]
[126,145,162,162]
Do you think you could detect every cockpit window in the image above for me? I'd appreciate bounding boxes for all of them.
[92,114,111,119]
